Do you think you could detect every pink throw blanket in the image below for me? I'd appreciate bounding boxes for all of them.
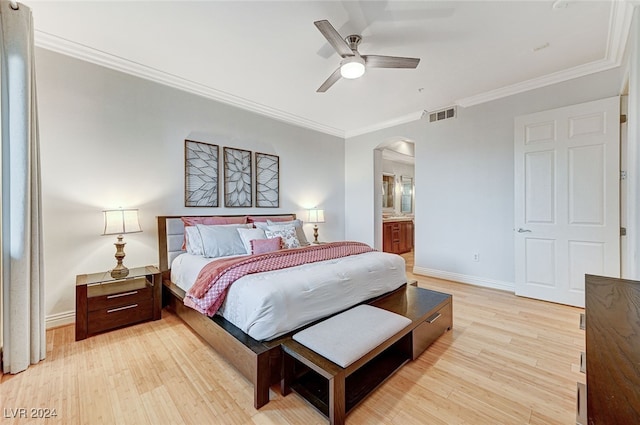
[184,241,374,316]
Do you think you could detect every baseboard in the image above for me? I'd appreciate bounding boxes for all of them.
[412,266,514,293]
[46,311,75,329]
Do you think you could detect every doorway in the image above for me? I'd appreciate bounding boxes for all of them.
[373,139,415,264]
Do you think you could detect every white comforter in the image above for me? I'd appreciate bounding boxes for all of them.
[171,250,407,341]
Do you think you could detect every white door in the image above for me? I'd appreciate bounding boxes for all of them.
[514,96,620,307]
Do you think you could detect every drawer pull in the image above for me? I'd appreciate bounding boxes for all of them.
[107,291,138,299]
[426,313,441,324]
[576,382,587,424]
[580,352,586,373]
[107,304,138,313]
[579,313,585,330]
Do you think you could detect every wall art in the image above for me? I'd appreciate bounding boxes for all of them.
[255,152,279,207]
[185,140,219,207]
[224,147,252,207]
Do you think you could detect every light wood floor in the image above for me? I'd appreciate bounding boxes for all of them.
[1,254,585,424]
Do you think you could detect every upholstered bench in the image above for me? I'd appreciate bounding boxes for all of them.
[281,305,411,425]
[281,285,452,425]
[294,305,412,367]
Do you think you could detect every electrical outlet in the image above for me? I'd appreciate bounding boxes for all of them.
[473,253,479,262]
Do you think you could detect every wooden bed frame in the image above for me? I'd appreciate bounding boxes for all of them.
[158,214,292,409]
[156,214,407,410]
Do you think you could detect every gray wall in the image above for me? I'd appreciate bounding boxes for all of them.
[345,66,625,291]
[36,48,345,324]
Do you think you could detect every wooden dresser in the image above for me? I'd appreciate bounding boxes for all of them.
[580,274,640,424]
[383,219,413,254]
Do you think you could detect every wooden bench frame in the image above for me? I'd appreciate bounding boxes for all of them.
[280,285,453,425]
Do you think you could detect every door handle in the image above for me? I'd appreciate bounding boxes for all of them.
[517,228,532,233]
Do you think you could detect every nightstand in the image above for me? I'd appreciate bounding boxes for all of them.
[75,265,161,341]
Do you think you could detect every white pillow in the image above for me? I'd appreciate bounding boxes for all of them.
[254,221,270,230]
[237,227,267,254]
[195,224,251,258]
[186,223,251,256]
[185,226,204,256]
[265,225,300,249]
[267,219,310,246]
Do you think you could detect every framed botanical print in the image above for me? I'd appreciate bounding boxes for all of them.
[184,140,219,207]
[224,147,252,207]
[255,152,279,208]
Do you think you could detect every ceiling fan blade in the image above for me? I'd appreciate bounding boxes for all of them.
[314,20,353,57]
[317,68,342,93]
[363,55,420,69]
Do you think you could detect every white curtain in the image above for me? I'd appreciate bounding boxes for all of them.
[1,0,45,374]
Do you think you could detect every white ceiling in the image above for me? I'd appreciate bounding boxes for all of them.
[26,1,635,138]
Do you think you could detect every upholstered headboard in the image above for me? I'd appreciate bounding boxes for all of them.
[157,214,297,277]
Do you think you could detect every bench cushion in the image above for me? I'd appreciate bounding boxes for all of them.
[292,305,412,368]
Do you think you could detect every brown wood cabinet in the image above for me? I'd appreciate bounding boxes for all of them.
[579,274,640,424]
[383,220,413,254]
[75,265,161,341]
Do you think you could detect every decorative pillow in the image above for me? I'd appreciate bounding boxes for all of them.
[181,216,248,249]
[247,215,294,224]
[265,225,300,249]
[196,224,251,258]
[182,216,248,227]
[251,237,282,254]
[267,219,310,246]
[184,226,205,256]
[237,227,267,254]
[253,221,270,231]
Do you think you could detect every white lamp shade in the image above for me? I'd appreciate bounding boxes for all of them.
[103,209,142,235]
[307,208,325,224]
[340,56,365,79]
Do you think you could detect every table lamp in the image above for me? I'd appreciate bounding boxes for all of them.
[102,208,142,278]
[307,208,325,244]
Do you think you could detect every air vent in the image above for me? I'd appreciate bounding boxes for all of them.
[428,106,456,123]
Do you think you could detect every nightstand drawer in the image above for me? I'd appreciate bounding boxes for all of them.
[88,279,152,311]
[88,298,153,334]
[412,301,452,359]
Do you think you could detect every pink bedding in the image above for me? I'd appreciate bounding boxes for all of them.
[184,241,374,315]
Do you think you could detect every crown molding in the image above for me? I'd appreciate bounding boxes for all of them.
[456,58,619,108]
[606,1,636,64]
[381,149,415,165]
[34,31,346,139]
[456,1,635,108]
[345,110,423,139]
[34,0,635,140]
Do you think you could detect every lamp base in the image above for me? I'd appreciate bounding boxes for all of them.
[312,224,320,244]
[110,265,130,279]
[110,235,129,279]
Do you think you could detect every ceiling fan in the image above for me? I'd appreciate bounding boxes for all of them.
[314,19,420,93]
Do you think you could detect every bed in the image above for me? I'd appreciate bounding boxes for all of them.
[157,214,408,409]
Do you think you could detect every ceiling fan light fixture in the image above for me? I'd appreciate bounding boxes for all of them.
[340,55,365,79]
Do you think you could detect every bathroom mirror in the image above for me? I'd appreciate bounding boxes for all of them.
[400,176,413,213]
[382,174,395,209]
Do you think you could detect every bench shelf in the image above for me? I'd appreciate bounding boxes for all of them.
[282,286,452,425]
[288,334,412,417]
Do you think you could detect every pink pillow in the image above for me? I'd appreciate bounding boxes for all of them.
[251,237,282,254]
[182,216,248,226]
[247,215,294,224]
[181,216,248,249]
